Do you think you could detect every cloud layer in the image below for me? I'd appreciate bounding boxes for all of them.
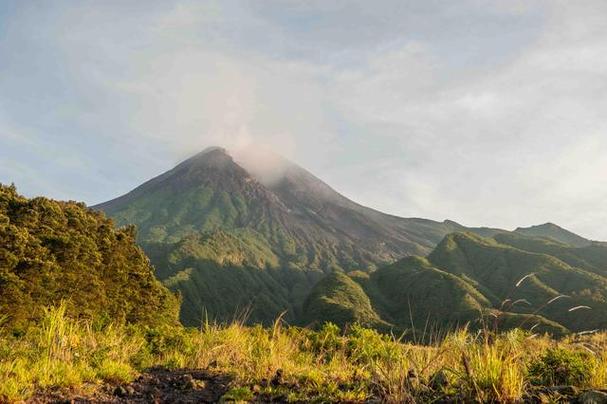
[1,0,606,239]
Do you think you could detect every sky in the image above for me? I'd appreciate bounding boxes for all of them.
[1,0,606,240]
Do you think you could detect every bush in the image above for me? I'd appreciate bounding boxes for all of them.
[0,184,179,329]
[307,322,345,358]
[347,324,399,363]
[528,348,593,386]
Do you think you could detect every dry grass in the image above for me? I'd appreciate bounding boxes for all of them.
[1,306,607,402]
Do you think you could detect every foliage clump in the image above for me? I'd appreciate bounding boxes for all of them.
[0,184,178,329]
[528,347,593,386]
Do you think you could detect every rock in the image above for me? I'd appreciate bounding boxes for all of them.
[548,385,579,396]
[113,385,128,397]
[579,390,607,404]
[271,369,284,387]
[125,385,136,396]
[181,374,194,389]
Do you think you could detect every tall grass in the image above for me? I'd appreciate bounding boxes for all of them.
[1,306,607,402]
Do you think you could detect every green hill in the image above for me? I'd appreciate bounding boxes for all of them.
[495,232,607,277]
[0,184,178,329]
[515,223,593,247]
[301,271,387,329]
[366,256,491,327]
[305,232,606,334]
[428,233,607,331]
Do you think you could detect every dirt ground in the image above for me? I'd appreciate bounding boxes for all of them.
[26,368,233,404]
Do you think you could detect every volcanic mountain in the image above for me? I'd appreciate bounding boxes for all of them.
[95,147,485,324]
[96,147,479,264]
[95,147,607,332]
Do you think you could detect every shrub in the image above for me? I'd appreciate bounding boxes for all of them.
[0,184,179,329]
[221,386,254,402]
[528,348,593,386]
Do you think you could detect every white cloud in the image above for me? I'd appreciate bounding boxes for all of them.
[319,1,607,239]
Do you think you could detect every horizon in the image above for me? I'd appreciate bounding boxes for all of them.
[1,1,606,239]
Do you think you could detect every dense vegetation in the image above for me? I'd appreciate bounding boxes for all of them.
[303,232,607,335]
[2,306,607,402]
[0,184,178,329]
[301,271,388,329]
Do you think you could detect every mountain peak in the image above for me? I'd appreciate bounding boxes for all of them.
[180,146,233,169]
[514,223,591,247]
[180,145,293,187]
[201,146,228,154]
[94,144,463,272]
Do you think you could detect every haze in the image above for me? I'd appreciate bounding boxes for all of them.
[1,1,606,240]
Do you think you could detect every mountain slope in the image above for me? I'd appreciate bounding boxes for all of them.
[301,271,387,329]
[97,147,469,267]
[306,232,607,334]
[427,233,607,331]
[515,223,593,247]
[494,232,607,277]
[95,147,479,325]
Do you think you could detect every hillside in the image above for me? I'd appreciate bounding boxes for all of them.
[301,271,387,329]
[515,223,594,247]
[302,232,607,334]
[0,184,178,329]
[95,147,481,325]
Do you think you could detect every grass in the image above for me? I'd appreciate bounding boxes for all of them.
[2,305,607,402]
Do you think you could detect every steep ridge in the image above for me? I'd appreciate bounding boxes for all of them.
[427,233,607,331]
[515,223,594,247]
[301,271,388,329]
[302,232,607,334]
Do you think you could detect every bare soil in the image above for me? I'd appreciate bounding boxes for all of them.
[26,368,232,404]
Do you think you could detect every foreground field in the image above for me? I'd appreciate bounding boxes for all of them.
[1,306,607,403]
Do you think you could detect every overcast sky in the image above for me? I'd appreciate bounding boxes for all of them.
[1,0,606,240]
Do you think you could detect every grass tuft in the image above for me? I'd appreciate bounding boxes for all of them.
[2,306,607,402]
